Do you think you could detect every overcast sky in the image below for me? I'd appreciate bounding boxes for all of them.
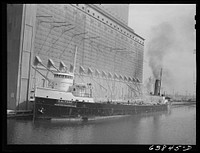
[128,4,196,96]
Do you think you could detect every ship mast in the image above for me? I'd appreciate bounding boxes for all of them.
[72,46,78,85]
[73,46,78,74]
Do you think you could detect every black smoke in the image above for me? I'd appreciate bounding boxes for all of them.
[147,22,175,79]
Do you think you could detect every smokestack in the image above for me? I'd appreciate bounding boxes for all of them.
[154,79,161,96]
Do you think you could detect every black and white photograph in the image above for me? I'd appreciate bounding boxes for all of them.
[6,3,196,151]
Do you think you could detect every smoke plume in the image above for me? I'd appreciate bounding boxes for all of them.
[147,22,175,79]
[142,5,195,94]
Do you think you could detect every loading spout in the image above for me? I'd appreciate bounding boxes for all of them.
[31,65,52,83]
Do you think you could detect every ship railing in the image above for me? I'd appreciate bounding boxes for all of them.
[72,92,91,98]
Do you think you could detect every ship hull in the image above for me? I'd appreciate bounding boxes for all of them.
[34,97,168,120]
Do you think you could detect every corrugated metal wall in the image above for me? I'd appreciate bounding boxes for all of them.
[31,4,144,102]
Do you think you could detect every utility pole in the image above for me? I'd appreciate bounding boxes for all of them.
[193,49,196,100]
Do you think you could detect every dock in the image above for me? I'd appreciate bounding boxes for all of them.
[172,101,196,105]
[7,110,33,118]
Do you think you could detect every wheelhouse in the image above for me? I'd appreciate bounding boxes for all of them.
[54,73,74,79]
[52,72,74,91]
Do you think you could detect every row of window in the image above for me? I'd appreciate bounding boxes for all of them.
[54,74,73,79]
[89,18,143,48]
[72,4,144,45]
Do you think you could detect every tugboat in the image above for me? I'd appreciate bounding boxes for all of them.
[31,47,169,120]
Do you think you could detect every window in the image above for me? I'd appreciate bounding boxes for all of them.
[87,10,90,13]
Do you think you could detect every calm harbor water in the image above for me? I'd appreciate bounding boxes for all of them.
[7,105,196,144]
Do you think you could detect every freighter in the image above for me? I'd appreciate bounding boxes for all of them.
[31,46,169,120]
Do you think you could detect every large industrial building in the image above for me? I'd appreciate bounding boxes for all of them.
[7,4,144,110]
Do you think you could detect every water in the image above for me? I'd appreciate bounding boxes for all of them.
[7,105,196,144]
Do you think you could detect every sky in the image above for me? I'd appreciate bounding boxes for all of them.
[128,4,196,96]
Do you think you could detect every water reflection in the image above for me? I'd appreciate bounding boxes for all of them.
[7,105,196,144]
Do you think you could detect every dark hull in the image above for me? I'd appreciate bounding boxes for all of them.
[34,97,168,120]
